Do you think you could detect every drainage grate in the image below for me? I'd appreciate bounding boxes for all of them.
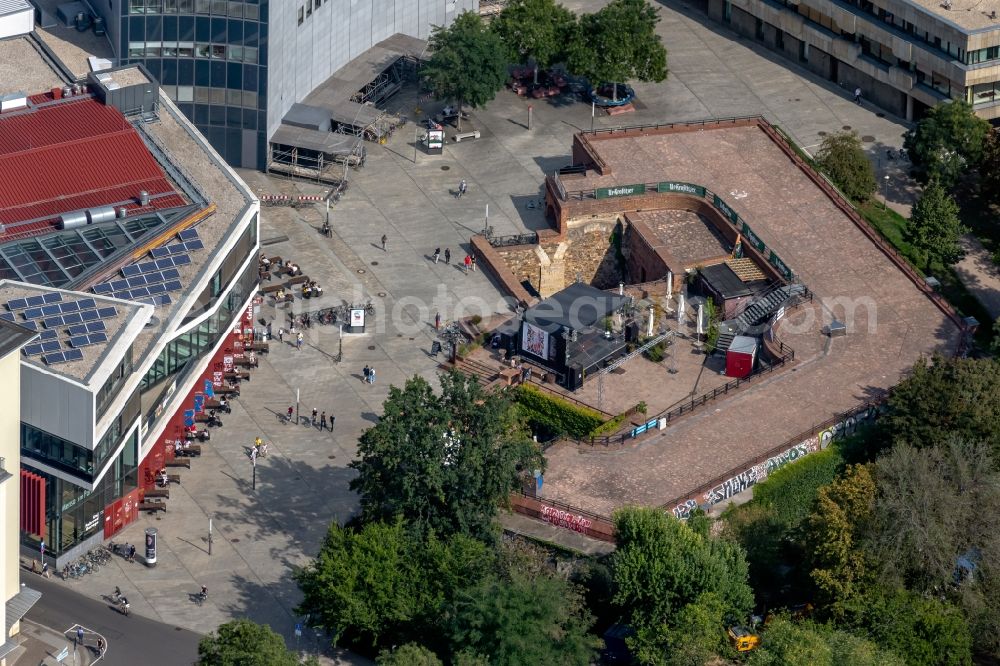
[441,165,451,171]
[861,135,876,143]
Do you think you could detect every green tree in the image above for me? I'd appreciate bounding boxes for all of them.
[867,438,1000,656]
[376,643,443,666]
[293,519,492,648]
[804,464,876,610]
[748,617,905,666]
[569,0,668,101]
[423,12,508,130]
[197,620,308,666]
[838,589,972,666]
[447,573,598,666]
[611,507,753,662]
[904,177,967,270]
[903,100,990,186]
[978,128,1000,203]
[491,0,575,82]
[815,131,877,202]
[350,372,542,540]
[879,355,1000,458]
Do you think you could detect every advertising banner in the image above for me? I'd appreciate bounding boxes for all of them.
[657,181,705,197]
[596,183,646,199]
[350,308,365,328]
[740,221,766,252]
[521,322,550,359]
[713,195,739,224]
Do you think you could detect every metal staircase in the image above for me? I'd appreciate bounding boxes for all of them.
[715,282,807,352]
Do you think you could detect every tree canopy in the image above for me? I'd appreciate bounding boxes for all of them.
[349,371,542,540]
[815,131,877,202]
[491,0,575,74]
[903,100,990,186]
[904,177,967,270]
[448,572,598,666]
[294,519,491,649]
[748,616,905,666]
[611,507,753,662]
[423,12,508,128]
[569,0,667,97]
[879,355,1000,458]
[197,620,309,666]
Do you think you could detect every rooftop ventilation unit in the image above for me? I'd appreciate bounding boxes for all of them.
[86,206,116,224]
[59,210,89,230]
[0,92,27,113]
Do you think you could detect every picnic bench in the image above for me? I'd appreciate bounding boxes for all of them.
[204,399,229,410]
[234,356,258,368]
[139,501,166,513]
[215,387,240,397]
[175,445,202,457]
[144,488,169,499]
[166,458,191,468]
[258,269,272,282]
[499,367,520,386]
[267,255,283,266]
[260,283,283,295]
[247,342,269,354]
[224,371,250,382]
[285,275,309,287]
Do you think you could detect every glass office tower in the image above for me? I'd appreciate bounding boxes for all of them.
[118,1,268,169]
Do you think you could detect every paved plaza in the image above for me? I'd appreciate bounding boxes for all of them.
[48,0,931,658]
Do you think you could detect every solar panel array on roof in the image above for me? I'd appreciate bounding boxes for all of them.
[69,332,109,348]
[23,340,62,356]
[42,348,84,365]
[5,292,63,310]
[177,228,200,241]
[67,321,106,336]
[136,294,172,307]
[149,240,203,258]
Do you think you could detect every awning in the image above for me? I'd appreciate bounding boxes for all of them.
[270,126,360,156]
[6,586,42,635]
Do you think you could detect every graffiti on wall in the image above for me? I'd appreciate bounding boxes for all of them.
[541,506,593,534]
[670,436,818,519]
[669,401,885,520]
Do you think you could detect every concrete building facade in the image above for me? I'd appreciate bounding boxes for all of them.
[695,0,1000,120]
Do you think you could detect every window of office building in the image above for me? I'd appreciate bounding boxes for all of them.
[971,81,1000,106]
[298,6,304,24]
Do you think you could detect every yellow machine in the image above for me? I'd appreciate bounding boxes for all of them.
[728,626,760,652]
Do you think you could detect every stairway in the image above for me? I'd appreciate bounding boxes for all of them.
[716,283,807,352]
[452,357,498,385]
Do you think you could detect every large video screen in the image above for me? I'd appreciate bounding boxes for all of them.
[521,322,550,360]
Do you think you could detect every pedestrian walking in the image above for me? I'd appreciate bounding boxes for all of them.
[266,322,272,340]
[330,413,336,429]
[250,446,257,464]
[320,411,327,430]
[433,247,441,263]
[286,406,294,424]
[278,327,284,344]
[363,364,370,383]
[435,312,441,330]
[128,544,136,562]
[381,234,387,251]
[296,331,304,351]
[311,408,318,426]
[854,87,862,104]
[444,248,451,264]
[458,179,467,198]
[471,254,477,272]
[97,637,105,655]
[463,255,472,273]
[77,627,84,647]
[369,367,376,384]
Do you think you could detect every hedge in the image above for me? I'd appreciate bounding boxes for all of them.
[515,385,605,439]
[750,446,844,528]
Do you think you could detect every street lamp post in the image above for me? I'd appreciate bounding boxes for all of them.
[883,174,890,209]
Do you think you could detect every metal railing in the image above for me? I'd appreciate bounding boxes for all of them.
[486,231,539,248]
[512,489,613,524]
[585,114,762,137]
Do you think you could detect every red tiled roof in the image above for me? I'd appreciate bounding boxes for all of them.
[0,96,184,234]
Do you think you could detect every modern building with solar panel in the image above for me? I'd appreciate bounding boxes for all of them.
[0,20,260,562]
